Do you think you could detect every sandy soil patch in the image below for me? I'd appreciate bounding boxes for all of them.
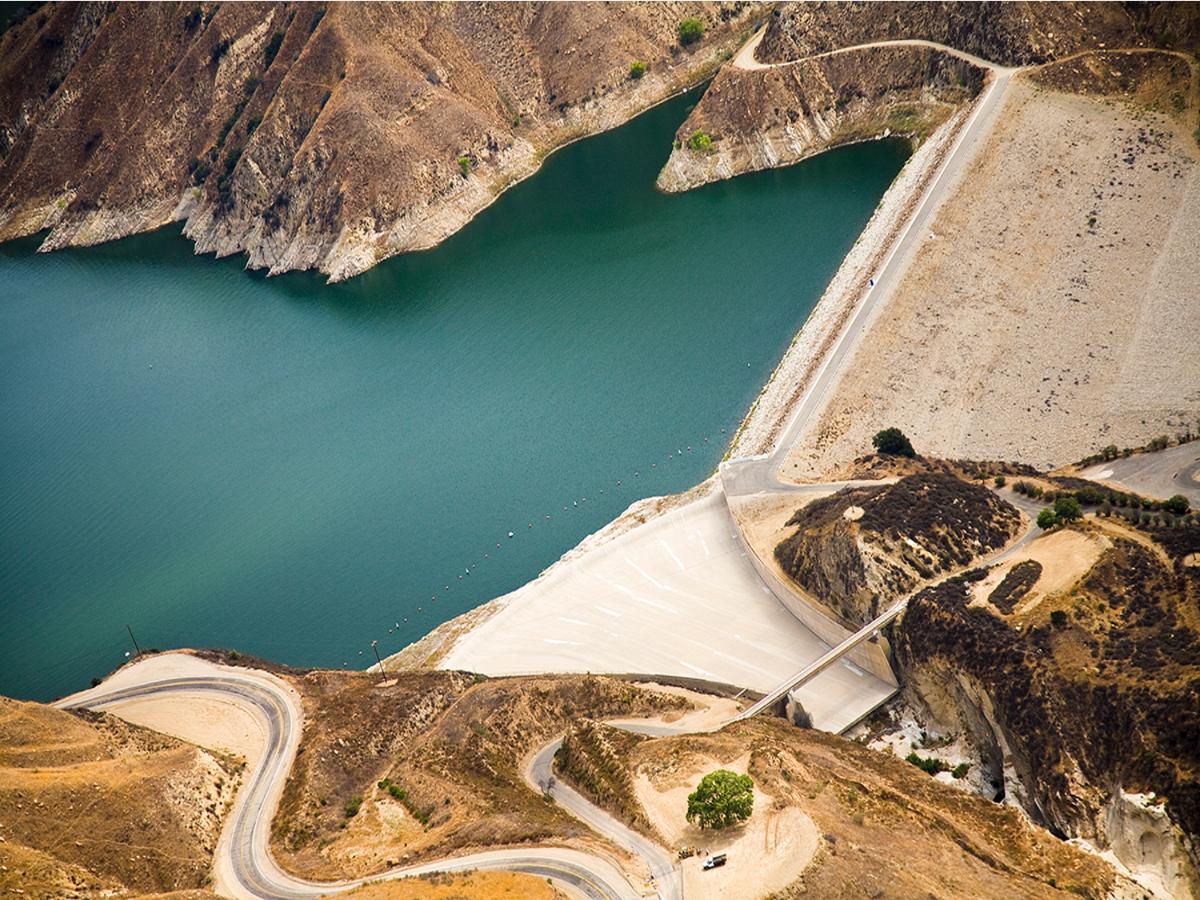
[607,683,745,732]
[634,753,818,899]
[971,528,1109,616]
[98,694,265,766]
[784,66,1200,478]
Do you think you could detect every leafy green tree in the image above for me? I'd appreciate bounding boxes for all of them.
[629,60,647,79]
[1164,494,1190,515]
[872,427,915,458]
[1036,508,1057,530]
[688,129,713,153]
[678,17,705,46]
[1050,609,1068,629]
[686,769,753,830]
[1053,496,1082,522]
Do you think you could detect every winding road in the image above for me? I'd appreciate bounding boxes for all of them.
[58,658,643,900]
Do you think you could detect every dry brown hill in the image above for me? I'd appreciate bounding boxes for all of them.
[0,2,757,281]
[0,698,239,897]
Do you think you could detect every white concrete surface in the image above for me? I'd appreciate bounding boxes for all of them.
[439,490,896,732]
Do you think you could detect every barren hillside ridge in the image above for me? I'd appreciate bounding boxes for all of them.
[0,697,238,897]
[0,2,757,281]
[774,469,1021,626]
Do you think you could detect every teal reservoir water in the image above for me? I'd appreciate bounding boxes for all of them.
[0,91,908,701]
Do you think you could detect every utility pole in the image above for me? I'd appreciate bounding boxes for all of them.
[370,639,385,678]
[125,624,142,656]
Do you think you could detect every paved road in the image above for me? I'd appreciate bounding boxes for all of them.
[527,739,681,900]
[722,46,1013,497]
[734,27,1013,74]
[1079,443,1200,504]
[58,659,640,900]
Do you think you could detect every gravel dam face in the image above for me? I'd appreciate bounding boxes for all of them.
[0,91,907,701]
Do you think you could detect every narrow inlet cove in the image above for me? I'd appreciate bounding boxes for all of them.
[0,90,908,700]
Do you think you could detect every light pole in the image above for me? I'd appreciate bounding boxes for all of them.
[125,624,142,657]
[370,639,385,678]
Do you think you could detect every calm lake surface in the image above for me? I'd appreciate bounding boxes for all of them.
[0,91,908,701]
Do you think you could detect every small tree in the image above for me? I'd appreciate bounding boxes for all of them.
[872,427,915,458]
[686,769,753,830]
[1164,494,1190,515]
[457,155,472,177]
[1053,496,1082,522]
[1037,508,1057,530]
[1050,610,1068,629]
[629,60,647,79]
[994,475,1007,487]
[688,129,713,153]
[678,17,705,46]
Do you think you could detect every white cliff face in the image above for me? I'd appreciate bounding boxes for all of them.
[1099,790,1197,900]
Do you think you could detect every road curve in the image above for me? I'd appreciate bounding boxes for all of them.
[526,739,680,900]
[59,665,640,900]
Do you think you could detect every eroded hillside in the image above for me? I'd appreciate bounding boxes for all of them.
[774,468,1021,625]
[0,2,757,281]
[0,698,238,897]
[893,507,1200,896]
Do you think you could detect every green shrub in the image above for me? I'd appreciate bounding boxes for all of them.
[952,763,970,779]
[905,752,950,775]
[678,17,705,46]
[344,795,362,818]
[457,155,472,177]
[1050,609,1068,629]
[1037,508,1057,530]
[264,30,285,68]
[872,427,915,458]
[994,475,1006,487]
[629,60,647,79]
[688,129,713,153]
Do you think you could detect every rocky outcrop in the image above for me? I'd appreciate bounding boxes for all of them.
[893,533,1200,897]
[0,2,758,281]
[774,469,1020,626]
[656,43,982,193]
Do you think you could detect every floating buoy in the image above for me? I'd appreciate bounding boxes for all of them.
[508,531,514,538]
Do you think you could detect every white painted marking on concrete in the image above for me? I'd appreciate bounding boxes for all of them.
[595,606,622,618]
[543,638,581,646]
[558,617,591,627]
[658,540,687,573]
[593,573,679,614]
[680,661,716,678]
